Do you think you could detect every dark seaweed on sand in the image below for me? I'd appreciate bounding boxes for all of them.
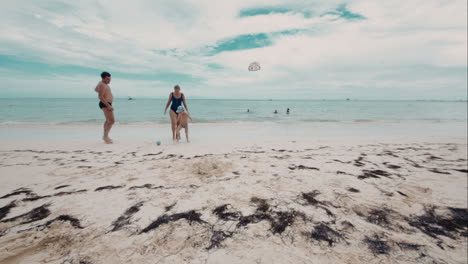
[213,204,241,221]
[1,204,51,224]
[358,169,392,180]
[38,215,84,229]
[364,234,391,255]
[301,191,335,217]
[0,201,16,221]
[396,242,422,251]
[111,202,144,232]
[128,184,163,190]
[366,208,392,228]
[22,189,88,202]
[54,185,70,190]
[288,165,319,170]
[207,230,234,250]
[236,212,271,228]
[250,197,270,212]
[0,188,34,199]
[347,188,360,193]
[164,202,177,212]
[408,206,468,239]
[270,211,301,234]
[310,223,344,246]
[94,185,124,191]
[140,210,205,233]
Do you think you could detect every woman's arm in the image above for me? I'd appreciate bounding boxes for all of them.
[182,93,189,113]
[164,93,172,114]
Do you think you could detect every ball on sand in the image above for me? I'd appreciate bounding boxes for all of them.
[156,140,161,146]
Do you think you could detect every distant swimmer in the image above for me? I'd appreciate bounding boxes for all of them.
[274,110,278,114]
[95,72,114,144]
[286,108,290,114]
[247,109,250,113]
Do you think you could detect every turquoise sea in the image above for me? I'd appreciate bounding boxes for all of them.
[0,98,466,125]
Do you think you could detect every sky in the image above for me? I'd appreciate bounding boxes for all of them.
[0,0,466,100]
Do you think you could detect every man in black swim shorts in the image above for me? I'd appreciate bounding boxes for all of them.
[94,72,115,144]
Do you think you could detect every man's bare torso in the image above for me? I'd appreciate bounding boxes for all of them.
[95,81,113,103]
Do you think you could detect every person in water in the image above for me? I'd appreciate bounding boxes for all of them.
[274,110,278,114]
[164,85,189,141]
[287,108,290,114]
[94,72,114,144]
[175,106,193,143]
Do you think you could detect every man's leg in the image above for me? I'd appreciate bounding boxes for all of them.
[102,108,115,143]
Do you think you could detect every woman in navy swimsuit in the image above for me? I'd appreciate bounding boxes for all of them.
[164,85,189,141]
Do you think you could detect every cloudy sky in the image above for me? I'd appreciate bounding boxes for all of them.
[0,0,466,99]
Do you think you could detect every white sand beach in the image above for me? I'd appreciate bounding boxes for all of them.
[0,123,467,264]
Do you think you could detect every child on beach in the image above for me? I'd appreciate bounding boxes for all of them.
[175,105,193,143]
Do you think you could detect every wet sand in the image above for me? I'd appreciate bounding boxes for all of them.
[0,136,467,264]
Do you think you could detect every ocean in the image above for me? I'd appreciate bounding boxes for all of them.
[0,98,466,125]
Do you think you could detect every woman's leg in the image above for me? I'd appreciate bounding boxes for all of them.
[169,110,178,140]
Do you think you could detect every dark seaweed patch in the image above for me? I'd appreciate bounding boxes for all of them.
[22,189,87,202]
[270,211,302,234]
[54,185,70,190]
[396,242,422,251]
[40,215,84,229]
[366,208,392,228]
[164,202,177,212]
[408,206,468,239]
[140,210,205,233]
[302,191,322,206]
[143,152,163,156]
[354,156,366,167]
[301,192,335,217]
[111,202,144,232]
[310,223,344,246]
[333,159,351,164]
[428,168,450,175]
[453,169,468,173]
[251,197,270,212]
[397,191,408,197]
[95,185,124,191]
[213,204,241,221]
[364,234,391,255]
[236,212,271,228]
[383,162,401,169]
[54,189,87,196]
[0,188,34,199]
[358,169,392,180]
[0,201,16,221]
[207,230,233,250]
[22,195,52,202]
[128,184,163,190]
[1,204,51,224]
[347,188,360,193]
[288,165,319,170]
